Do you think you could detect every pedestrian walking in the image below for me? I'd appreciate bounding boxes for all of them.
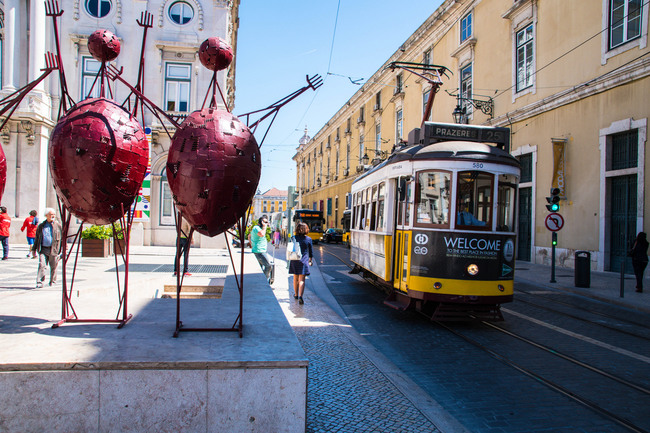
[0,206,10,260]
[249,216,273,283]
[630,232,649,293]
[20,210,39,258]
[32,208,62,288]
[289,222,313,305]
[173,217,193,276]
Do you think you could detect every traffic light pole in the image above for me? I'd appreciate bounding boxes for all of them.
[550,232,557,283]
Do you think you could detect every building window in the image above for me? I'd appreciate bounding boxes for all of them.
[516,24,534,92]
[169,1,194,25]
[608,129,638,170]
[359,134,365,163]
[423,49,431,66]
[609,0,642,49]
[359,106,365,123]
[346,141,350,170]
[375,91,381,111]
[86,0,111,18]
[395,73,403,94]
[460,64,473,114]
[422,89,432,122]
[518,153,533,183]
[396,109,403,144]
[461,11,473,43]
[335,149,339,176]
[375,123,381,153]
[160,178,174,226]
[165,63,191,112]
[81,57,101,99]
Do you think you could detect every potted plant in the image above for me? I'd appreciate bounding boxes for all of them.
[81,223,124,257]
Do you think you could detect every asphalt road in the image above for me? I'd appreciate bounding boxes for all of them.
[312,242,650,433]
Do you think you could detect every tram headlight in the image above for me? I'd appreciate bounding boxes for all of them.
[433,282,442,290]
[467,264,479,276]
[498,284,505,292]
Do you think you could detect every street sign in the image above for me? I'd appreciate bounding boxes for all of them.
[545,212,564,231]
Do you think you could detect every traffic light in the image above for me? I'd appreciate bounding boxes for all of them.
[546,187,561,212]
[552,232,558,246]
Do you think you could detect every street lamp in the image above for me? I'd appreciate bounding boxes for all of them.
[362,153,369,166]
[452,103,466,124]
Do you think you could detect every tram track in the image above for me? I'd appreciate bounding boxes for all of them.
[516,287,650,331]
[436,319,650,433]
[514,295,650,342]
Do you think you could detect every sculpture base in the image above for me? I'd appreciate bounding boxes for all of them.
[0,253,307,433]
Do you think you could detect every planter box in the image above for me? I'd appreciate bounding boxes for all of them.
[82,238,112,257]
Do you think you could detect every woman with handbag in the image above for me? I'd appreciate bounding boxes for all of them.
[288,223,313,304]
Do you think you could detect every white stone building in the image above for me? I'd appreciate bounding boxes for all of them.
[0,0,240,247]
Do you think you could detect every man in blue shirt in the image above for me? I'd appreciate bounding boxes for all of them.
[249,216,273,284]
[32,208,62,288]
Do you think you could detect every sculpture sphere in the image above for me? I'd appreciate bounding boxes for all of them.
[88,29,121,62]
[166,109,260,237]
[49,98,149,225]
[198,37,233,72]
[0,144,6,202]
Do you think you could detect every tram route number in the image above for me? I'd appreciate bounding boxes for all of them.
[472,162,483,169]
[545,212,564,232]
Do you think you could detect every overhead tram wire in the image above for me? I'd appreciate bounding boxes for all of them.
[286,0,343,142]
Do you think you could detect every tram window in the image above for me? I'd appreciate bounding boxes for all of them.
[369,185,378,231]
[405,181,413,226]
[497,174,517,232]
[456,171,493,229]
[397,178,406,226]
[416,171,450,226]
[377,182,386,231]
[357,204,366,230]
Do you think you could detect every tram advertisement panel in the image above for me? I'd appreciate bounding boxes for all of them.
[410,230,515,280]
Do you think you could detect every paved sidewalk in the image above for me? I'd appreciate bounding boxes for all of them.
[1,243,649,433]
[514,260,650,314]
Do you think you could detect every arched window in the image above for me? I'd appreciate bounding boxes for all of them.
[169,1,194,25]
[86,0,112,18]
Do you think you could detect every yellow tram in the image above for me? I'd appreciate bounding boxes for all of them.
[350,122,520,320]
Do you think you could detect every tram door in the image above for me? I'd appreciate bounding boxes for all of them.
[393,176,411,293]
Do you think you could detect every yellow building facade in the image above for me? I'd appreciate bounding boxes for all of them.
[293,0,649,272]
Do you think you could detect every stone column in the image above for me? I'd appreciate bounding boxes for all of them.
[2,0,19,90]
[29,0,47,92]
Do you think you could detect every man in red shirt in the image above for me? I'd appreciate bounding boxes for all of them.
[0,206,11,260]
[20,210,39,258]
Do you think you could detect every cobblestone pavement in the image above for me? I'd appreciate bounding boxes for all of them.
[269,255,448,433]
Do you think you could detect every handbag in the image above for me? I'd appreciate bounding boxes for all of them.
[286,237,302,261]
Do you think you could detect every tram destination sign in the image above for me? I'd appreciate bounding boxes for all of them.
[421,122,510,151]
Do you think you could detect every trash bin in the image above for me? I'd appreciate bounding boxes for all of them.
[575,251,591,288]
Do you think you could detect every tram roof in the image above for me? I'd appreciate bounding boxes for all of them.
[355,138,520,184]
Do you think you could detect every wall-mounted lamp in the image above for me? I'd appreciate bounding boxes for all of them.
[362,153,369,166]
[449,91,494,123]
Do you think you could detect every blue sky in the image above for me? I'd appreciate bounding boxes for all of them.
[234,0,444,194]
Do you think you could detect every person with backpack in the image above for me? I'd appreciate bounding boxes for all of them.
[288,222,313,305]
[20,210,39,258]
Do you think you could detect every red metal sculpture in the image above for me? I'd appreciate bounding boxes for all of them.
[1,1,321,335]
[166,109,259,237]
[0,145,6,202]
[50,99,148,225]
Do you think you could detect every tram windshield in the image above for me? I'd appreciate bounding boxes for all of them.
[456,171,492,229]
[416,171,451,226]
